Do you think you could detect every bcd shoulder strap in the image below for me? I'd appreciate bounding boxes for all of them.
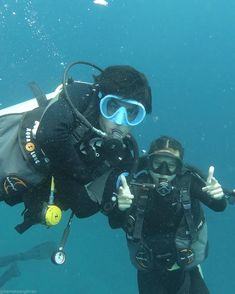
[179,172,197,242]
[128,173,151,240]
[132,193,149,240]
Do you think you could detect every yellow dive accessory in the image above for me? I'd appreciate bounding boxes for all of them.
[42,176,62,226]
[44,204,62,226]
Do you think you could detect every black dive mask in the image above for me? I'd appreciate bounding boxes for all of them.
[149,153,182,176]
[153,161,174,176]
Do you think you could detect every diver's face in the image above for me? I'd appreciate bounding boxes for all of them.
[98,94,146,138]
[99,115,131,138]
[148,154,180,185]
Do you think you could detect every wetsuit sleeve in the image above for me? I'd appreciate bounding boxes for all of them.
[36,97,90,183]
[190,175,227,211]
[55,176,100,218]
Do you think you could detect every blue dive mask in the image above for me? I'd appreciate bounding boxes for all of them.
[99,95,146,126]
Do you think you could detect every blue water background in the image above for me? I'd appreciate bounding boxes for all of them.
[0,0,235,293]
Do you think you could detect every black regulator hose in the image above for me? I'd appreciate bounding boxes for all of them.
[62,61,107,138]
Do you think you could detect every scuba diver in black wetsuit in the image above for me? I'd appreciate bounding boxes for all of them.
[101,136,227,294]
[0,241,56,288]
[0,61,152,233]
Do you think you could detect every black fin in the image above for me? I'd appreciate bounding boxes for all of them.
[19,241,57,261]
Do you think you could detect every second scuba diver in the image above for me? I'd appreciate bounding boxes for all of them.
[101,136,227,294]
[0,61,152,233]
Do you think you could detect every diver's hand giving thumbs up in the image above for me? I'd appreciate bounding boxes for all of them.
[202,166,224,199]
[117,175,134,211]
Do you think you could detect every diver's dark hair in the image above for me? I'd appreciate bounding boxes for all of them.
[94,65,152,114]
[148,136,184,160]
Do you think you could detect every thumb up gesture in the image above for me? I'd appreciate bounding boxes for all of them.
[202,166,224,200]
[117,175,134,211]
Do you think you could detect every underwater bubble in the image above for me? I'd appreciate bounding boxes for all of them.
[22,0,65,65]
[153,115,159,122]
